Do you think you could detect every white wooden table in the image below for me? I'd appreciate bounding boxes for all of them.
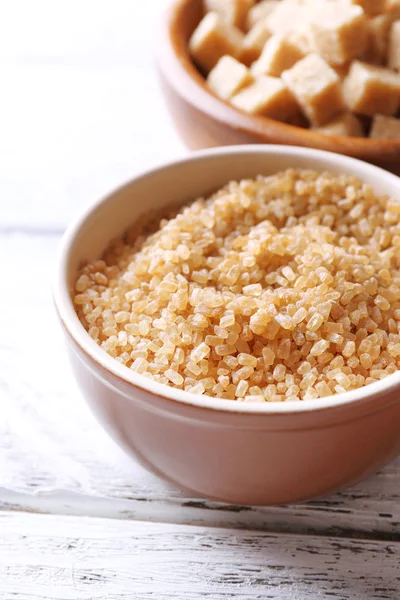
[0,2,399,598]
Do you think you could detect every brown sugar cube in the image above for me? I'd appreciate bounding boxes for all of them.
[282,53,345,126]
[309,2,369,65]
[204,0,255,30]
[313,113,364,137]
[350,0,386,16]
[389,20,400,71]
[343,60,400,116]
[364,14,392,64]
[245,0,280,31]
[287,27,315,55]
[241,19,272,65]
[231,75,299,121]
[267,0,317,36]
[207,55,253,99]
[370,114,400,138]
[189,11,244,73]
[251,34,304,77]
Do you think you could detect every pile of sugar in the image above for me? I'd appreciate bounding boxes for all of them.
[74,169,400,402]
[190,0,400,139]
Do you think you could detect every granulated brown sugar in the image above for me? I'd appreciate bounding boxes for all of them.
[74,169,400,402]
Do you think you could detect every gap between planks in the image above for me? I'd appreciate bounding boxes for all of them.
[0,510,399,600]
[1,489,399,544]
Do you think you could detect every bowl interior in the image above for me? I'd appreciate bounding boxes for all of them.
[61,146,400,413]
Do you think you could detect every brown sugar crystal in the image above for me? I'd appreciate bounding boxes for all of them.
[75,169,400,402]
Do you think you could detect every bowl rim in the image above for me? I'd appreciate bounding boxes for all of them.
[55,144,400,414]
[157,0,400,158]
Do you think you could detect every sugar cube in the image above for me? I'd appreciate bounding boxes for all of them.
[343,60,400,116]
[251,34,304,77]
[189,11,244,73]
[207,55,253,99]
[231,75,298,120]
[282,53,345,125]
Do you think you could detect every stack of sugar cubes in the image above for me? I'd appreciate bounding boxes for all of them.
[189,0,400,138]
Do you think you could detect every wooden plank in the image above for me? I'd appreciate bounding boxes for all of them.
[0,0,166,64]
[1,233,399,538]
[0,0,183,230]
[1,0,400,233]
[0,511,399,600]
[0,62,183,230]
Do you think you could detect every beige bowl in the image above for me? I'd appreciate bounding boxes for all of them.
[54,146,400,505]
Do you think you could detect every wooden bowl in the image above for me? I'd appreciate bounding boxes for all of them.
[156,0,400,172]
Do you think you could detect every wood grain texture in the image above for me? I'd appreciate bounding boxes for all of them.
[1,4,399,599]
[1,511,399,600]
[1,234,399,538]
[0,0,183,231]
[1,0,398,232]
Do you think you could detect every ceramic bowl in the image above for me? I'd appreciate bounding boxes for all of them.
[54,145,400,505]
[156,0,400,172]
